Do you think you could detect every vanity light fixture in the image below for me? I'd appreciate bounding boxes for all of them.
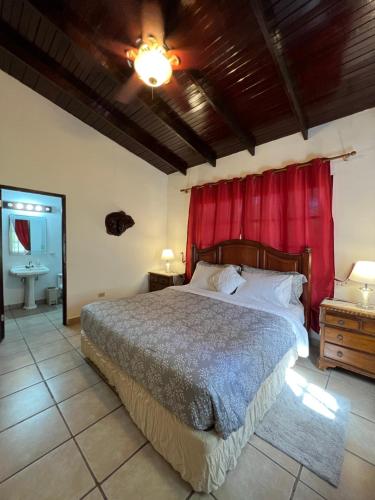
[3,201,52,213]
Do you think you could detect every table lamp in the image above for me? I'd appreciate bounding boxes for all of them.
[161,249,174,273]
[349,260,375,309]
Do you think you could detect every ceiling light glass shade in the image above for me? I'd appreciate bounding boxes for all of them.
[134,43,173,87]
[349,261,375,285]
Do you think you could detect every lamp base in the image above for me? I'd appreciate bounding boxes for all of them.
[165,261,171,274]
[358,286,374,310]
[356,303,375,310]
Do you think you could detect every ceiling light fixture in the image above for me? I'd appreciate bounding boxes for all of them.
[127,37,179,88]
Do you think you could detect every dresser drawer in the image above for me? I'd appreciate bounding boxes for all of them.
[325,327,375,354]
[324,343,375,373]
[362,319,375,335]
[325,313,359,330]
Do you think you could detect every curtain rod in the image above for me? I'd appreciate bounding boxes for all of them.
[180,150,357,193]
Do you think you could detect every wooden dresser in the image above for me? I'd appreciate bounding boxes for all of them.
[319,299,375,378]
[148,271,185,292]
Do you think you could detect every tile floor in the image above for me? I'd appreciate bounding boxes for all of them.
[0,314,374,500]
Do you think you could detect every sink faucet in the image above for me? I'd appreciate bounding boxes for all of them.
[25,261,34,269]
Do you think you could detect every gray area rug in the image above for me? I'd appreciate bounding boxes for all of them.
[255,374,350,486]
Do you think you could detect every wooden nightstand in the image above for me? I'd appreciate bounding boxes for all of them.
[148,271,185,292]
[318,299,375,378]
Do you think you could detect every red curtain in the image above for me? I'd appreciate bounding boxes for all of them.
[15,220,31,251]
[242,159,334,330]
[185,159,335,330]
[186,179,243,279]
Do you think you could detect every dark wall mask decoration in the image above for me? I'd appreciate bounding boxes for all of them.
[105,211,135,236]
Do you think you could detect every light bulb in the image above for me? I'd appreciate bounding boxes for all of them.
[35,205,43,212]
[26,204,34,211]
[15,203,24,210]
[134,44,173,87]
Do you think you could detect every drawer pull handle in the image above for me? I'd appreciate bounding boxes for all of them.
[337,351,343,358]
[337,334,343,341]
[337,320,345,326]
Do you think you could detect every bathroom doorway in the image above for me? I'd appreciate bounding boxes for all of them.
[0,186,67,342]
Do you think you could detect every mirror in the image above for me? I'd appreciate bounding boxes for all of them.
[9,215,47,255]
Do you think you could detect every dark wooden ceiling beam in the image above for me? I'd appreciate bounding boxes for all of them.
[187,70,256,156]
[27,0,216,167]
[251,0,308,140]
[0,20,187,175]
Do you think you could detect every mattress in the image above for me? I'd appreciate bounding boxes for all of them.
[81,332,298,492]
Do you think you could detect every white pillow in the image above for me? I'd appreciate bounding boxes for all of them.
[208,266,246,294]
[190,262,240,290]
[234,273,293,308]
[241,266,307,305]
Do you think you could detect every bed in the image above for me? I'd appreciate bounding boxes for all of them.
[80,239,311,492]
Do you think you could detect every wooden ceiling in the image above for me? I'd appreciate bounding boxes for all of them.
[1,0,375,175]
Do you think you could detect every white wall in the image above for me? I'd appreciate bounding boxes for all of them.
[0,70,168,318]
[2,190,62,306]
[167,108,375,305]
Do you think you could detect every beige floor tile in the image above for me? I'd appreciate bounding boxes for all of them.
[83,488,105,500]
[59,325,80,338]
[346,413,375,465]
[289,365,329,389]
[0,440,95,500]
[0,406,70,481]
[214,444,295,500]
[76,407,146,481]
[30,338,73,362]
[296,345,327,376]
[47,364,101,402]
[15,314,48,326]
[300,450,375,500]
[25,330,65,348]
[0,364,42,398]
[191,493,213,499]
[67,335,81,349]
[59,381,120,435]
[4,323,20,334]
[37,349,85,379]
[249,434,300,476]
[2,330,23,343]
[0,351,34,376]
[293,482,325,500]
[19,321,58,334]
[327,370,375,421]
[17,318,53,329]
[0,339,28,356]
[0,382,54,431]
[102,443,191,500]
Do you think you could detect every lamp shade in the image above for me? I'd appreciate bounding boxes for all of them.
[349,261,375,285]
[161,249,174,261]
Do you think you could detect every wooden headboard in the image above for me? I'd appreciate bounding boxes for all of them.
[192,239,312,330]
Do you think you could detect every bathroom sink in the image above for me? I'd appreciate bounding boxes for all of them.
[10,265,50,309]
[10,265,49,278]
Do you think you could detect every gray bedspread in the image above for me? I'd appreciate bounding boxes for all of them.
[81,288,296,438]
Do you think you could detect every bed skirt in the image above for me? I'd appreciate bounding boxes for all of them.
[81,332,298,492]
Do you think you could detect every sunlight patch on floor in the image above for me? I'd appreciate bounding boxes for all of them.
[286,367,338,420]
